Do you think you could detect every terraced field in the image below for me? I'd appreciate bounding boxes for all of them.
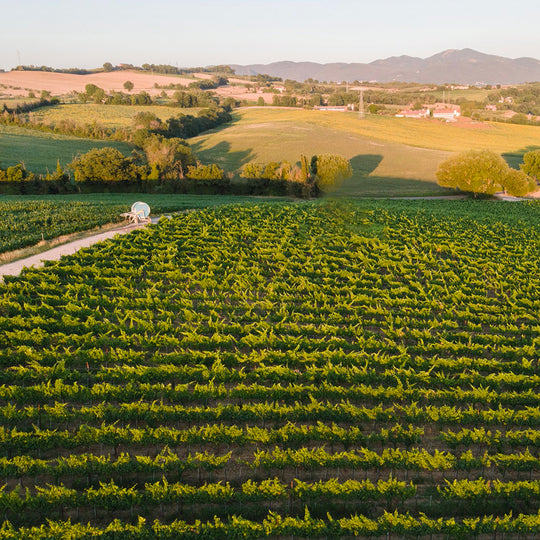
[1,199,540,537]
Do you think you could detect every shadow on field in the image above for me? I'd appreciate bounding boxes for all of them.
[502,145,540,170]
[334,153,454,197]
[336,176,455,197]
[349,154,383,176]
[190,140,255,171]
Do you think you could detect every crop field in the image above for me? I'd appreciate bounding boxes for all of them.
[27,104,202,129]
[0,194,284,258]
[0,96,40,109]
[0,200,127,255]
[192,108,540,197]
[1,199,540,537]
[0,125,133,175]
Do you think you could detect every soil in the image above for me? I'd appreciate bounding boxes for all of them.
[0,70,199,97]
[0,70,278,103]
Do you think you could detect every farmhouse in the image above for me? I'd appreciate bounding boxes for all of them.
[432,107,461,122]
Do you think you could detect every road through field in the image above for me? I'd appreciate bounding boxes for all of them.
[0,220,151,279]
[1,193,534,279]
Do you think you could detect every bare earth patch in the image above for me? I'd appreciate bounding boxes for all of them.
[0,70,274,104]
[450,116,492,130]
[0,70,197,97]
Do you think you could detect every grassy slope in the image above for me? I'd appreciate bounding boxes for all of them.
[191,108,540,197]
[28,103,201,129]
[2,106,539,197]
[0,125,132,174]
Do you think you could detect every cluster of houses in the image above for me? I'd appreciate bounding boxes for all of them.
[395,103,461,122]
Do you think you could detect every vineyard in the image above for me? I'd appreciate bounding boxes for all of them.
[0,200,127,255]
[1,199,540,538]
[0,195,290,259]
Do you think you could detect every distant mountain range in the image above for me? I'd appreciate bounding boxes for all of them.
[230,49,540,85]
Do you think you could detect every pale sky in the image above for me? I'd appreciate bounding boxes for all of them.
[1,0,539,70]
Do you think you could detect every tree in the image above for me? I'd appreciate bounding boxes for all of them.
[520,149,540,184]
[69,147,138,183]
[123,81,134,92]
[312,154,353,192]
[240,163,265,179]
[310,94,323,107]
[103,62,114,72]
[221,97,238,111]
[92,88,106,104]
[436,150,510,195]
[132,112,162,131]
[504,168,535,196]
[142,135,194,179]
[131,91,152,105]
[186,163,225,180]
[264,162,281,179]
[0,163,34,184]
[85,84,100,97]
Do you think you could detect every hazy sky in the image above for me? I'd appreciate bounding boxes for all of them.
[1,0,539,70]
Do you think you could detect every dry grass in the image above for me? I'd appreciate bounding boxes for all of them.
[190,107,540,197]
[28,103,201,129]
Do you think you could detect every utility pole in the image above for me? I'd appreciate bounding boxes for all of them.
[358,89,364,119]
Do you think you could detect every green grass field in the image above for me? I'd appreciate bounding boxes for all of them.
[190,108,540,197]
[0,125,133,175]
[0,193,291,214]
[27,103,201,128]
[3,106,539,197]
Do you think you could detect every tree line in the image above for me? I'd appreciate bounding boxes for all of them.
[0,102,233,145]
[0,151,352,199]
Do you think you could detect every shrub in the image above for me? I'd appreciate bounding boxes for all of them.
[313,154,353,192]
[520,149,540,184]
[186,164,225,180]
[436,150,511,195]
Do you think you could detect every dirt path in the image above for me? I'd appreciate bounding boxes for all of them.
[0,221,151,280]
